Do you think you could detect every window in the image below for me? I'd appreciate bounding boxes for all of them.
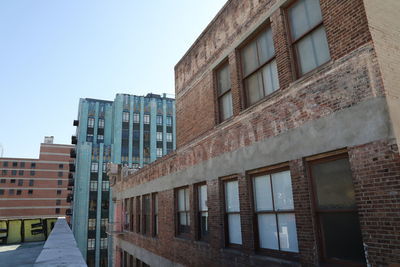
[56,190,61,195]
[102,181,109,191]
[143,195,151,235]
[2,170,7,175]
[90,181,98,191]
[12,162,17,167]
[18,179,23,186]
[153,194,158,236]
[241,25,279,106]
[55,208,60,214]
[122,112,130,122]
[3,161,8,167]
[98,118,105,128]
[198,184,209,240]
[156,148,163,158]
[88,219,96,231]
[18,170,24,176]
[11,170,16,176]
[0,179,5,183]
[216,63,233,121]
[97,135,104,141]
[56,199,61,205]
[31,162,36,168]
[224,179,242,245]
[133,113,140,123]
[156,115,163,125]
[88,239,95,250]
[156,132,163,141]
[166,133,172,142]
[91,162,98,173]
[144,114,150,124]
[28,189,33,195]
[16,190,21,195]
[177,187,190,234]
[252,170,298,252]
[309,155,364,264]
[30,171,35,176]
[98,217,107,230]
[59,164,64,169]
[11,179,16,183]
[100,238,107,249]
[166,116,172,126]
[9,189,15,195]
[0,189,3,195]
[288,0,330,75]
[20,162,25,167]
[88,117,95,128]
[58,180,63,186]
[58,172,63,178]
[29,179,34,186]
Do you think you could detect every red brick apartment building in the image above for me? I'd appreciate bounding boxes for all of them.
[109,0,400,266]
[0,137,74,244]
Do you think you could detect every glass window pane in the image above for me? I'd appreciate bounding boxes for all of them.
[257,27,275,64]
[311,158,356,209]
[289,0,323,40]
[242,41,259,76]
[184,188,189,210]
[296,34,318,75]
[179,212,187,226]
[320,212,365,262]
[245,72,263,106]
[253,175,273,211]
[258,214,279,250]
[261,60,279,95]
[225,180,240,212]
[178,189,185,211]
[271,170,294,210]
[278,213,299,252]
[198,185,208,211]
[228,214,242,244]
[219,91,233,121]
[311,26,330,66]
[217,64,231,95]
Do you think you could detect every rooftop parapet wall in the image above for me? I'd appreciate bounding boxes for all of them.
[34,217,87,267]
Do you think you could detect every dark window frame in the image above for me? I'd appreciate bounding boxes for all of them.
[175,186,191,238]
[215,60,233,123]
[248,163,299,260]
[307,152,365,266]
[195,182,209,242]
[286,0,330,78]
[221,175,242,248]
[239,22,278,108]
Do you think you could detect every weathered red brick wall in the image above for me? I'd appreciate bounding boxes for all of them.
[349,140,400,266]
[175,0,373,148]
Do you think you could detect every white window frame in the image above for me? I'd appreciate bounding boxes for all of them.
[156,148,163,158]
[133,113,140,123]
[144,114,150,124]
[88,117,95,128]
[166,116,172,126]
[122,112,130,122]
[224,179,242,245]
[102,181,109,191]
[90,181,98,191]
[98,118,105,128]
[166,133,172,142]
[91,162,98,173]
[88,218,96,231]
[156,132,163,141]
[88,238,95,250]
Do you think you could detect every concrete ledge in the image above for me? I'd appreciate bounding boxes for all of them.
[34,217,87,266]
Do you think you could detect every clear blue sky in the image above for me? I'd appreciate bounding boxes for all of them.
[0,0,226,158]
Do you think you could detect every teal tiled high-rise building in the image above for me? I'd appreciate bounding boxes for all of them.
[71,93,176,267]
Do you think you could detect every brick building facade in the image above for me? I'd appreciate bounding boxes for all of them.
[0,136,74,244]
[109,0,400,266]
